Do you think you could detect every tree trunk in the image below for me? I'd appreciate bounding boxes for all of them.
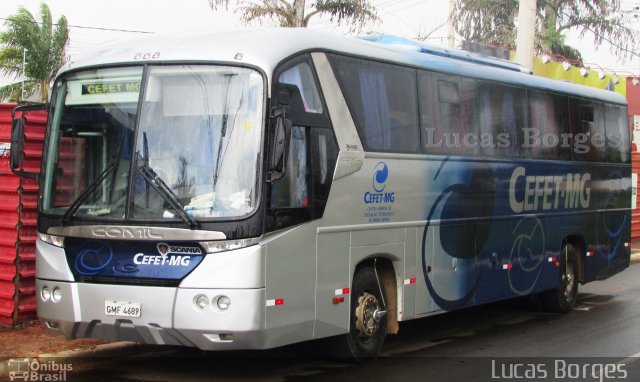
[292,0,305,27]
[40,79,49,102]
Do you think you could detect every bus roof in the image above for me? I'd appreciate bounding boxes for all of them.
[357,35,529,74]
[59,28,627,105]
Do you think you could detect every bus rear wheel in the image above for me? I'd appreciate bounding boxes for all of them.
[333,266,387,361]
[539,243,579,313]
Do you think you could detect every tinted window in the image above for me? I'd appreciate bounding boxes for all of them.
[570,99,606,162]
[279,62,323,114]
[275,54,330,129]
[271,126,309,209]
[419,71,479,156]
[328,54,419,153]
[268,125,338,229]
[526,91,570,160]
[478,82,527,158]
[604,105,630,163]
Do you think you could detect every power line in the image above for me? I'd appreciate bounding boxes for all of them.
[0,17,153,34]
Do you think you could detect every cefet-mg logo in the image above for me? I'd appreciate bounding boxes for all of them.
[364,162,395,204]
[130,243,203,267]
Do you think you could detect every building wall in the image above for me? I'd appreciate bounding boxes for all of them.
[627,79,640,240]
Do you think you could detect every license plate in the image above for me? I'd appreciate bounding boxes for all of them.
[105,300,141,318]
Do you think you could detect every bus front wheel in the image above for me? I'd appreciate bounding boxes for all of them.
[333,266,387,361]
[539,243,579,313]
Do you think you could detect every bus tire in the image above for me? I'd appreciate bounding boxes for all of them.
[539,243,579,313]
[333,266,387,361]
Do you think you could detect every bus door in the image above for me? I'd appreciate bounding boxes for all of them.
[264,54,338,343]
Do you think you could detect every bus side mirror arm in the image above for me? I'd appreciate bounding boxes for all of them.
[10,103,48,180]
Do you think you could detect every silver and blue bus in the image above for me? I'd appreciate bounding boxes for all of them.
[10,28,631,359]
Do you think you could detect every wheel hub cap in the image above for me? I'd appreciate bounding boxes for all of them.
[563,262,575,299]
[355,292,382,338]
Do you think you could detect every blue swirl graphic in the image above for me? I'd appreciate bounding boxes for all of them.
[74,241,113,275]
[373,162,388,192]
[507,216,545,295]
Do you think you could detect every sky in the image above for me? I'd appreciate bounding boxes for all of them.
[0,0,639,87]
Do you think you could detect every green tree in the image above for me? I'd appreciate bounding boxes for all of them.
[0,3,69,102]
[208,0,378,31]
[454,0,637,64]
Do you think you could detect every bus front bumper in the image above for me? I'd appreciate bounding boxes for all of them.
[36,279,266,350]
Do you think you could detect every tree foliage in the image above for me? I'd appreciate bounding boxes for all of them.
[0,3,69,102]
[208,0,378,31]
[454,0,637,64]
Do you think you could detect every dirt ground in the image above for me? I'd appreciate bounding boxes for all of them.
[0,321,105,358]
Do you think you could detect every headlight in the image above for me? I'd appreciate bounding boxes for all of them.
[38,233,65,248]
[199,238,259,254]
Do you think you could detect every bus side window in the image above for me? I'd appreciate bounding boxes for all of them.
[268,125,338,229]
[270,126,309,209]
[527,91,570,160]
[327,54,419,153]
[478,82,527,159]
[279,63,323,114]
[570,99,606,162]
[420,72,478,156]
[604,105,629,163]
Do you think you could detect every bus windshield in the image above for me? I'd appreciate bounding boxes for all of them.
[41,65,264,221]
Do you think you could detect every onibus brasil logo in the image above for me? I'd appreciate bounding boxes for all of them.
[6,358,72,381]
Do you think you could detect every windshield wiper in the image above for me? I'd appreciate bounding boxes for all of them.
[136,164,200,229]
[62,161,118,223]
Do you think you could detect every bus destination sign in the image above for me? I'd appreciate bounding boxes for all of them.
[82,81,141,95]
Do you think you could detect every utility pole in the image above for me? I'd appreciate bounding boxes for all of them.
[448,0,456,48]
[515,0,536,70]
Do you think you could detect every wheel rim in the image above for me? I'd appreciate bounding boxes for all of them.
[355,292,382,339]
[562,261,576,300]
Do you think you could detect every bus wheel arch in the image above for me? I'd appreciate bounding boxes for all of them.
[333,257,398,360]
[355,257,399,335]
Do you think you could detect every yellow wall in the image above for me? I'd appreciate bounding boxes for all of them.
[532,57,627,97]
[506,52,627,97]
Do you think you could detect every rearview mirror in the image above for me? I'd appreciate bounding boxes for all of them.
[10,116,25,171]
[267,115,291,182]
[10,103,48,179]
